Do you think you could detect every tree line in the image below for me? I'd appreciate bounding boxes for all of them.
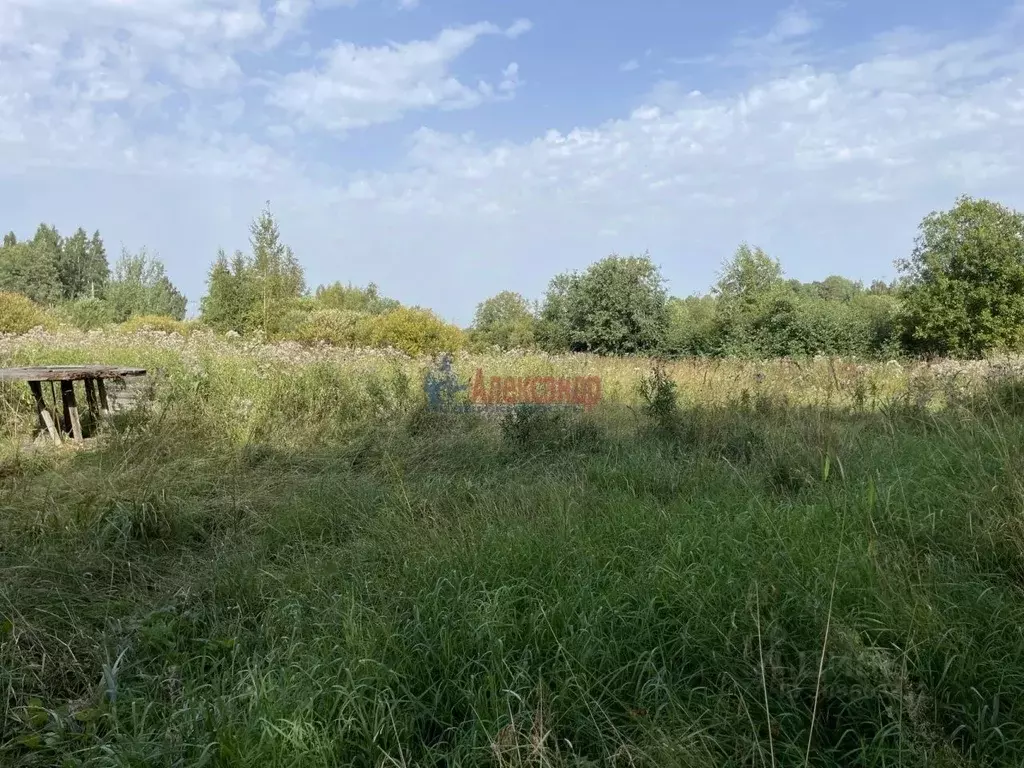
[0,224,187,327]
[474,196,1024,359]
[4,196,1024,359]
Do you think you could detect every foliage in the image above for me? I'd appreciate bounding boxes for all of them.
[201,250,254,333]
[315,282,400,315]
[898,196,1024,357]
[471,290,536,349]
[56,227,109,301]
[0,292,53,333]
[0,224,109,305]
[120,315,191,335]
[57,297,118,331]
[0,237,62,305]
[106,248,187,322]
[290,309,370,347]
[362,306,465,356]
[637,360,683,439]
[247,204,306,335]
[535,273,576,352]
[10,194,1024,362]
[714,243,784,303]
[201,206,305,336]
[541,254,669,355]
[664,295,723,356]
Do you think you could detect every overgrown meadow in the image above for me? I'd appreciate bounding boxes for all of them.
[4,329,1024,766]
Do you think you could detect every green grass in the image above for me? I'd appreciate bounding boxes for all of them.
[3,342,1024,765]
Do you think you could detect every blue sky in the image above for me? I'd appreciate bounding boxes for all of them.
[2,0,1023,323]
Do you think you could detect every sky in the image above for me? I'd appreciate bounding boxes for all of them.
[1,0,1023,323]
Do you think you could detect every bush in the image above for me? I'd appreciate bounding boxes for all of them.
[276,305,315,337]
[542,254,669,355]
[499,405,603,452]
[0,292,53,334]
[290,309,369,347]
[664,295,723,356]
[58,297,117,330]
[361,307,466,356]
[471,291,536,350]
[120,314,191,335]
[637,361,684,440]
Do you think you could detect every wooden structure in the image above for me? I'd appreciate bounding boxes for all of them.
[0,365,147,444]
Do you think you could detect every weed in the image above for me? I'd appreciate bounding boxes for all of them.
[2,335,1024,765]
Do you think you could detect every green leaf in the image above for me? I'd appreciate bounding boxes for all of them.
[15,733,42,749]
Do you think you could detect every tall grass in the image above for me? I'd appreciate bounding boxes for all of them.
[3,330,1024,765]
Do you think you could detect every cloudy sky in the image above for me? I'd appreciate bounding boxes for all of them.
[2,0,1023,322]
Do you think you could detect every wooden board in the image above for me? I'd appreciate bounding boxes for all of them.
[0,366,147,382]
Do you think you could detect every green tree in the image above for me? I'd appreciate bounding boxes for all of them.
[88,231,109,295]
[868,279,895,295]
[201,249,256,332]
[57,227,109,300]
[315,282,400,315]
[200,206,306,336]
[811,275,863,302]
[471,291,536,349]
[712,244,787,355]
[713,243,783,305]
[0,238,62,304]
[535,273,576,352]
[31,224,63,274]
[553,254,669,355]
[898,196,1024,357]
[664,295,723,356]
[248,204,305,335]
[106,248,187,321]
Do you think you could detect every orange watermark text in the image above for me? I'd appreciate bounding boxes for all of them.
[467,369,602,411]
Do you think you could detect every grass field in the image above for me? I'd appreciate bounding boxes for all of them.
[4,329,1024,766]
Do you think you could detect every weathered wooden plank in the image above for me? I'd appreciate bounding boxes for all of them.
[28,380,61,445]
[97,379,110,414]
[60,380,84,443]
[0,366,147,382]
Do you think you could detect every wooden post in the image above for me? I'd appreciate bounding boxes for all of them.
[60,380,84,443]
[84,378,99,413]
[96,378,110,415]
[28,381,61,445]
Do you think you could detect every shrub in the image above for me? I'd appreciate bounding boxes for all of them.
[277,305,315,337]
[120,314,191,335]
[664,295,723,356]
[58,297,118,330]
[0,292,52,334]
[542,254,669,355]
[471,291,537,350]
[315,282,400,315]
[291,309,369,347]
[361,307,466,356]
[637,361,684,440]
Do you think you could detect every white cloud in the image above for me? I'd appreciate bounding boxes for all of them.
[500,63,520,93]
[620,59,640,72]
[765,6,819,42]
[2,3,1024,321]
[673,5,821,71]
[267,22,529,131]
[505,19,533,39]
